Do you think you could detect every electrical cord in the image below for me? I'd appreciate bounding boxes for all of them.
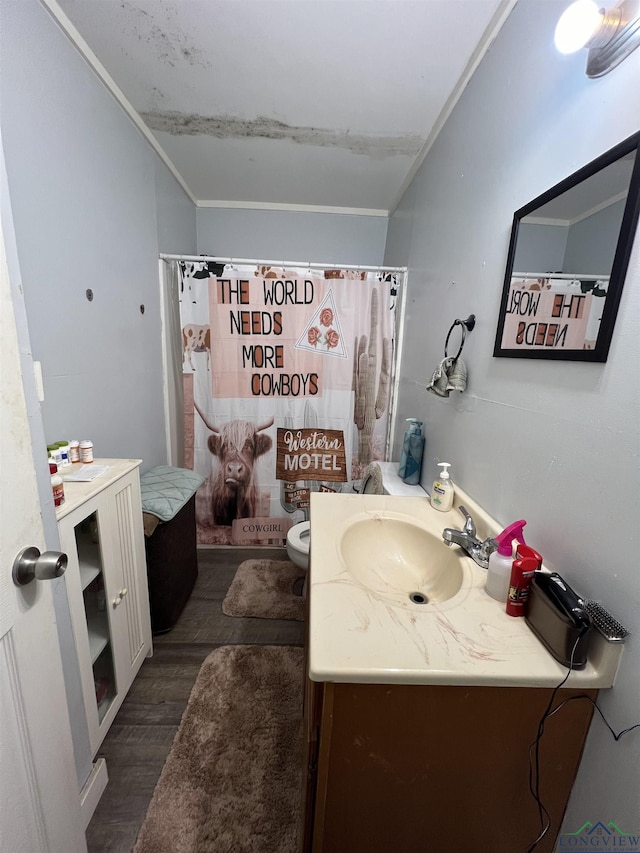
[525,635,580,852]
[526,632,640,852]
[545,696,640,741]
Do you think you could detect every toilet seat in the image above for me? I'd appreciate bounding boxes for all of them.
[287,520,310,552]
[286,520,311,573]
[286,465,383,571]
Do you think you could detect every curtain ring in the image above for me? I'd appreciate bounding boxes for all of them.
[444,320,466,361]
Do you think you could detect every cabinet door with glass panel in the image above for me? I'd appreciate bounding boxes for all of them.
[57,460,152,756]
[59,495,126,753]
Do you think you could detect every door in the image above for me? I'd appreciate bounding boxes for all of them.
[59,500,123,757]
[0,143,86,851]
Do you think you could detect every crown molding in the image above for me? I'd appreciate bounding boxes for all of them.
[196,199,389,216]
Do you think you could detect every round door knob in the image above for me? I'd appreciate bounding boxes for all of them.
[12,547,68,586]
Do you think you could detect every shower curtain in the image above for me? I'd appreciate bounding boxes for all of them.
[173,259,403,545]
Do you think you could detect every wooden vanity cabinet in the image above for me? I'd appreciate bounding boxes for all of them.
[303,675,597,853]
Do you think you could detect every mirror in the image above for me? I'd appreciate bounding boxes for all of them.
[494,132,640,362]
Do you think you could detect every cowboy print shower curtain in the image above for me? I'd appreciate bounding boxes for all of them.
[178,261,401,545]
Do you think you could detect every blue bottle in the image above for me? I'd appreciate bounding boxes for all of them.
[398,419,425,485]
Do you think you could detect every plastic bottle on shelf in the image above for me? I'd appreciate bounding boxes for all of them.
[79,440,94,463]
[56,441,71,467]
[430,463,454,512]
[47,444,63,467]
[50,460,65,507]
[506,545,542,617]
[485,519,527,602]
[398,419,425,484]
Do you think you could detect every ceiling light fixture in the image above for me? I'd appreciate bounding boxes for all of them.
[554,0,640,76]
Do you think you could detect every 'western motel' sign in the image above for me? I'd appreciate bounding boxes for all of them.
[275,428,347,483]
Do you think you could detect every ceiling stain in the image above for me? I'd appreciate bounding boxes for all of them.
[121,0,211,70]
[140,112,423,160]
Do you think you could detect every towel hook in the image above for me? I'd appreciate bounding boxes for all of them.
[444,314,476,361]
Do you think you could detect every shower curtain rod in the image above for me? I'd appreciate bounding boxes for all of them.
[513,271,610,280]
[159,253,407,274]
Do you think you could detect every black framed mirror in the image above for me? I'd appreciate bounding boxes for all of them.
[494,132,640,362]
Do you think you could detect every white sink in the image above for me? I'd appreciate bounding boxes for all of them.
[338,512,464,607]
[309,492,623,689]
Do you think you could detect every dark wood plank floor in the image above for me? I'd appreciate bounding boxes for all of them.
[86,546,304,853]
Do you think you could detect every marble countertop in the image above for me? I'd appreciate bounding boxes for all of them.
[308,488,622,689]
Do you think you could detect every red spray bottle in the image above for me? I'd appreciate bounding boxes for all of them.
[506,545,543,617]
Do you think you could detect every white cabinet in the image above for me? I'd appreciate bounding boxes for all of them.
[57,459,152,756]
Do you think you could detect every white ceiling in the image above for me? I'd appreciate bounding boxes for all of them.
[49,0,514,214]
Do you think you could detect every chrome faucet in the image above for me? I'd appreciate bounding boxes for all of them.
[442,506,497,569]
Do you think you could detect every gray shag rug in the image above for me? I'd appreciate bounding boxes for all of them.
[134,645,304,853]
[222,559,305,621]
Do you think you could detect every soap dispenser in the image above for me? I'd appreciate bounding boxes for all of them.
[485,520,527,602]
[398,419,425,485]
[430,463,454,511]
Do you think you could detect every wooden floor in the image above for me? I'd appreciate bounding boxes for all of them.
[86,547,304,853]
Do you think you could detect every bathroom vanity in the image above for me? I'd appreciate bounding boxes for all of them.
[302,490,622,853]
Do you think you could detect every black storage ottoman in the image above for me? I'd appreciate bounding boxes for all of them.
[140,466,204,635]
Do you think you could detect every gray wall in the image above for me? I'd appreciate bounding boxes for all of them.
[564,197,626,275]
[197,207,388,265]
[156,160,197,257]
[385,0,639,833]
[513,222,569,273]
[0,0,196,473]
[1,0,196,789]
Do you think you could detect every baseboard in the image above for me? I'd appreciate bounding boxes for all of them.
[80,757,108,829]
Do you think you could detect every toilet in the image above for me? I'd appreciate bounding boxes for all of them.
[286,462,385,572]
[286,520,311,571]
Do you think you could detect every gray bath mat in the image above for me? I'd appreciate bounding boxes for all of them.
[222,559,305,621]
[134,645,303,853]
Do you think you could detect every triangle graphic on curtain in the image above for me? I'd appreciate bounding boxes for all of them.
[295,289,348,359]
